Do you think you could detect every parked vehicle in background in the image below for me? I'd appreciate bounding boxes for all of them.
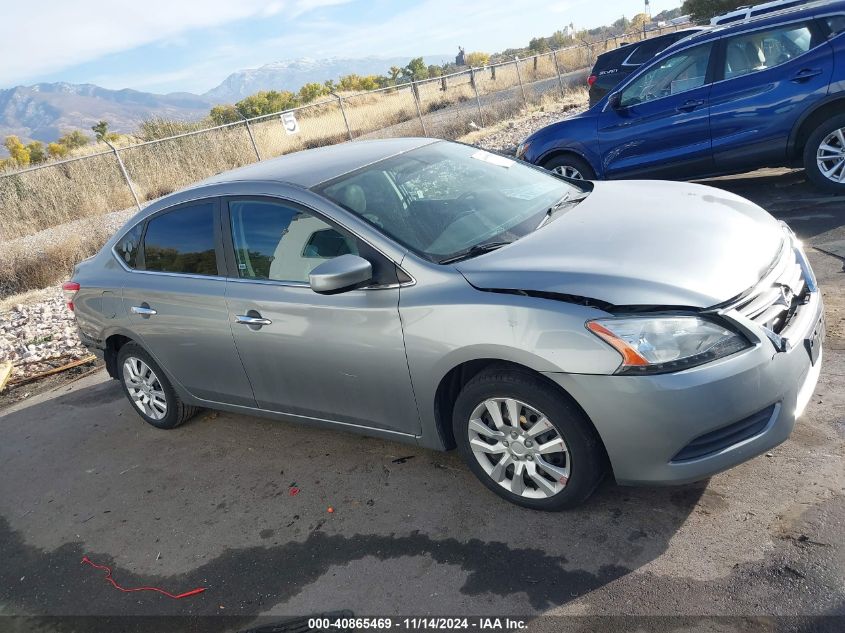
[588,28,707,106]
[712,0,813,25]
[518,1,845,192]
[66,139,824,511]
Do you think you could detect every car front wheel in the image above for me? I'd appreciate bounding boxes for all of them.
[452,367,606,510]
[117,342,199,429]
[543,154,596,181]
[803,114,845,192]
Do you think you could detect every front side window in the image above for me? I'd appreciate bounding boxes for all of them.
[620,43,712,107]
[316,142,585,263]
[143,202,218,275]
[724,24,813,80]
[229,199,358,283]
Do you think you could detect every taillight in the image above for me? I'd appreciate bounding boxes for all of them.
[62,281,80,312]
[587,74,597,86]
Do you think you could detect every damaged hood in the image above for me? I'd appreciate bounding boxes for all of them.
[455,180,784,308]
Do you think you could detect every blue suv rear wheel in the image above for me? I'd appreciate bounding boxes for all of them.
[804,114,845,193]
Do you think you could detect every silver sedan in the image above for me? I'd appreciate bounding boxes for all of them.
[66,138,824,510]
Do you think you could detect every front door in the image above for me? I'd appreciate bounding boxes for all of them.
[597,41,716,179]
[121,200,256,407]
[222,197,421,435]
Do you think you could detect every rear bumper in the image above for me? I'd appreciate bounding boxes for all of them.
[544,292,824,486]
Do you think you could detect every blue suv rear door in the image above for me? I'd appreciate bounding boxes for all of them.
[597,41,717,179]
[709,18,833,173]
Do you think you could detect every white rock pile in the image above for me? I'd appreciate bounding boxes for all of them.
[0,288,89,381]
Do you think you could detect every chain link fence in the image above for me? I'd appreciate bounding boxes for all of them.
[0,24,685,243]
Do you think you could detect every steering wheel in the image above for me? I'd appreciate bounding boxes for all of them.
[444,191,481,225]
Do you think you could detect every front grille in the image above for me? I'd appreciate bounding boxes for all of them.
[671,404,777,462]
[731,239,809,335]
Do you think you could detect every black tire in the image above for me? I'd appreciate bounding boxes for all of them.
[117,342,199,429]
[543,153,596,181]
[803,114,845,193]
[452,367,606,511]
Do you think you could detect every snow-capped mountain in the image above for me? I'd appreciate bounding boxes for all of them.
[203,55,451,103]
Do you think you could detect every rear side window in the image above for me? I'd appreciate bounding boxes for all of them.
[143,203,218,275]
[724,23,813,80]
[115,222,144,269]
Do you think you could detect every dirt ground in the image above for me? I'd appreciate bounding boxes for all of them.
[0,168,843,633]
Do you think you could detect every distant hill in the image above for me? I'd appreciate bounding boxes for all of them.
[204,55,451,104]
[0,83,212,145]
[0,55,452,146]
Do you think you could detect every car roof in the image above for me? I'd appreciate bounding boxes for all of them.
[663,0,844,50]
[594,28,701,60]
[193,137,438,190]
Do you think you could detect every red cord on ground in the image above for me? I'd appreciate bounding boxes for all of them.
[81,556,206,599]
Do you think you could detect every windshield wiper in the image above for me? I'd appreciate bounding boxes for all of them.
[438,240,513,264]
[536,192,590,230]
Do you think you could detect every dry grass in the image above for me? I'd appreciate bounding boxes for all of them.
[0,226,113,299]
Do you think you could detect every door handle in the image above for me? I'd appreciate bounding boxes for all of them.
[130,306,157,316]
[791,68,822,82]
[235,314,273,326]
[676,99,705,112]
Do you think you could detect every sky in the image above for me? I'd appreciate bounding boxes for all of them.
[2,0,682,95]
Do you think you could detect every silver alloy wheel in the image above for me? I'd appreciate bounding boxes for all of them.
[468,397,570,499]
[816,127,845,183]
[551,165,584,180]
[122,357,167,420]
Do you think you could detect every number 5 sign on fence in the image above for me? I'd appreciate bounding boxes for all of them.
[281,112,300,135]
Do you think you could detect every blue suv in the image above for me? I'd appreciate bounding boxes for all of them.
[517,0,845,192]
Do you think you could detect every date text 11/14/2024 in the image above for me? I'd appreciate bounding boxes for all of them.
[306,617,528,630]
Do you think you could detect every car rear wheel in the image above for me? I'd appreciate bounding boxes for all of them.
[117,342,199,429]
[543,154,596,181]
[803,114,845,193]
[452,367,606,510]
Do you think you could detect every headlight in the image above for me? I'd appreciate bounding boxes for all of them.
[586,316,750,375]
[515,140,530,159]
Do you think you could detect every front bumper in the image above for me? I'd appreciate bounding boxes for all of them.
[544,290,824,486]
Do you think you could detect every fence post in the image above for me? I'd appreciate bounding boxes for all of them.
[243,119,261,160]
[334,93,354,141]
[104,140,141,211]
[513,57,528,106]
[411,81,428,136]
[470,68,485,127]
[552,50,565,97]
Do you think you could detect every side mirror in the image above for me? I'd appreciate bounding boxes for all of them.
[309,254,373,295]
[608,92,623,110]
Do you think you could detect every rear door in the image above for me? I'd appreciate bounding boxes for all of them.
[221,196,421,436]
[597,41,717,179]
[709,19,833,172]
[120,200,256,407]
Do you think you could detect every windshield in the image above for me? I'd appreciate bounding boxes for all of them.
[315,141,587,263]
